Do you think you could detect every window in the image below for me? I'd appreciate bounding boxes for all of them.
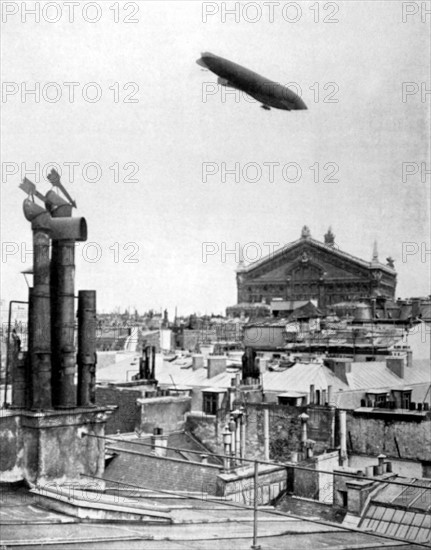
[203,392,218,415]
[375,393,387,407]
[402,392,411,409]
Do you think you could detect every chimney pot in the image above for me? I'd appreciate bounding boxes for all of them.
[151,428,168,457]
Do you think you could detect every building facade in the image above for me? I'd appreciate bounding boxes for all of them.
[235,227,397,309]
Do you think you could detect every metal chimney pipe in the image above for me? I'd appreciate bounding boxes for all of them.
[47,191,87,408]
[263,408,270,461]
[139,356,145,379]
[50,238,76,408]
[77,290,97,406]
[339,410,348,467]
[48,190,74,408]
[25,288,34,408]
[151,346,156,379]
[23,199,52,410]
[299,413,309,451]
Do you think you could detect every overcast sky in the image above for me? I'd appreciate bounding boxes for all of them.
[1,0,430,316]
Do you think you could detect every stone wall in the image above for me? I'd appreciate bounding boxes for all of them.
[346,411,431,461]
[185,412,224,455]
[293,450,339,503]
[138,396,191,433]
[242,403,335,461]
[0,408,111,485]
[96,386,142,434]
[0,412,23,482]
[104,447,221,495]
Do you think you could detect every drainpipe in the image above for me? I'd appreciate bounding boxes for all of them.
[151,346,156,378]
[339,410,348,466]
[229,416,236,461]
[77,290,97,406]
[23,200,52,410]
[25,289,34,408]
[240,406,246,462]
[4,300,28,408]
[235,417,241,464]
[264,407,270,461]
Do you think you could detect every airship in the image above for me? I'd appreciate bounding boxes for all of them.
[197,52,307,111]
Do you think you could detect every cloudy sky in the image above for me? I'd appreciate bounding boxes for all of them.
[1,1,430,315]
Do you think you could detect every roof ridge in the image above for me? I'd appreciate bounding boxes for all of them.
[240,236,396,274]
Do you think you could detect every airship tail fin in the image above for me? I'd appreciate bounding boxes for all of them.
[196,57,208,68]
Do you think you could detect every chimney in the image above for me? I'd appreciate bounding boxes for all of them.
[192,354,204,370]
[406,350,413,368]
[207,356,227,378]
[339,410,347,467]
[77,290,97,406]
[411,298,420,318]
[365,465,374,477]
[23,200,52,410]
[151,427,168,457]
[322,389,327,405]
[299,412,309,451]
[377,454,386,475]
[309,384,315,405]
[327,385,334,406]
[386,356,405,379]
[46,190,87,409]
[333,361,352,385]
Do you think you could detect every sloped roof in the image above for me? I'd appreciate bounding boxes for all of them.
[345,361,430,391]
[288,302,323,320]
[345,363,403,390]
[105,431,221,465]
[359,478,431,543]
[262,363,349,393]
[270,300,309,311]
[239,236,396,275]
[158,360,349,395]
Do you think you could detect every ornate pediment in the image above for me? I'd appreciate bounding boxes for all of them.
[244,240,372,283]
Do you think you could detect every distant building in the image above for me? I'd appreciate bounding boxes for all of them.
[234,226,397,310]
